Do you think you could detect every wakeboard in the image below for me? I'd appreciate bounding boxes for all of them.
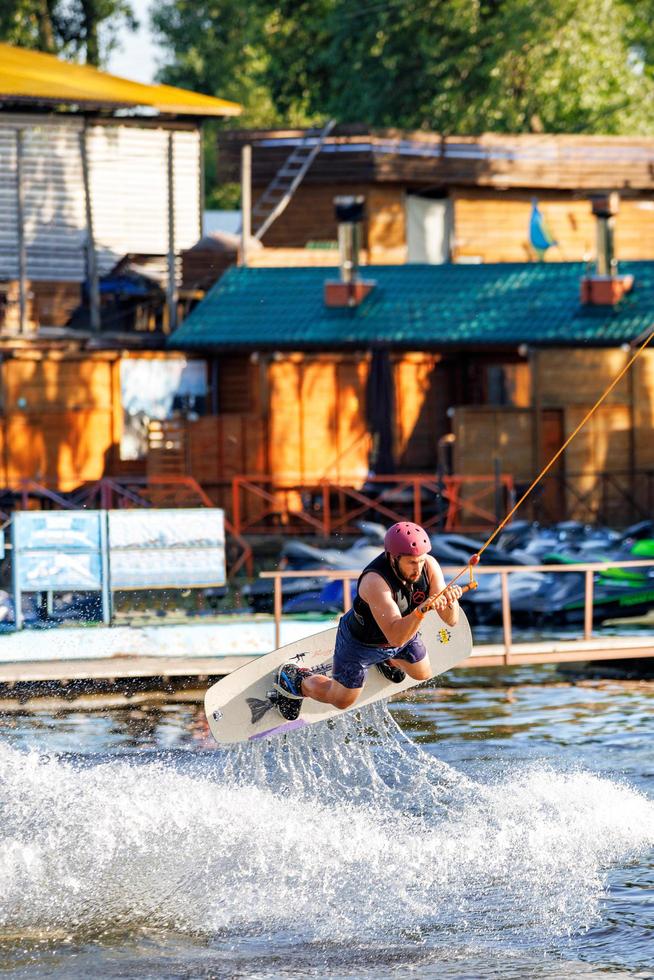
[204,608,473,744]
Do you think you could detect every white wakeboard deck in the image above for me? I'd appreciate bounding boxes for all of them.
[205,609,473,744]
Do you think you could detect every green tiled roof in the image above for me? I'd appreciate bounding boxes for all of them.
[168,261,654,351]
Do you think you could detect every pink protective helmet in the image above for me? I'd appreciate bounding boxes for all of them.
[384,521,431,557]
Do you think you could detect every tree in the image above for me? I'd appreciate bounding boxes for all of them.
[151,0,299,209]
[0,0,137,67]
[151,0,293,127]
[151,0,654,135]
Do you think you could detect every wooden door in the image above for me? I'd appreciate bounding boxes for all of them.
[539,409,566,521]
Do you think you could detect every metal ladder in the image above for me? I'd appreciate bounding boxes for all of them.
[252,119,337,241]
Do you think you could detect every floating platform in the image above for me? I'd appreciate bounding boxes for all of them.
[0,632,651,710]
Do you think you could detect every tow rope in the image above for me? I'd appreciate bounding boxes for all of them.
[438,325,654,598]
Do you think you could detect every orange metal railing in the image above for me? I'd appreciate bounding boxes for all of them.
[232,473,515,537]
[0,476,253,579]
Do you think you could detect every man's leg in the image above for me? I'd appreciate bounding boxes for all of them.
[388,654,432,682]
[301,673,362,709]
[299,615,367,709]
[388,633,432,682]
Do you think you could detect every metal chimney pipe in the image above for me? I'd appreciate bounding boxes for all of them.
[334,195,365,284]
[590,192,619,276]
[241,144,252,267]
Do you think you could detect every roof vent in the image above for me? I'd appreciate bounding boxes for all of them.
[324,196,376,307]
[580,193,633,305]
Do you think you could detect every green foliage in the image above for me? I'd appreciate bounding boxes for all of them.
[151,0,286,127]
[152,0,654,135]
[0,0,137,66]
[202,121,241,209]
[4,0,653,131]
[7,0,650,213]
[206,181,241,210]
[0,1,57,51]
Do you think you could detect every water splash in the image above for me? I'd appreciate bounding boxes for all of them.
[0,702,652,952]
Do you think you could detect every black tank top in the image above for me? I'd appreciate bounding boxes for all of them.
[349,552,430,646]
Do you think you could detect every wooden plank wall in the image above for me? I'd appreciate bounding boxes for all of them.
[0,354,118,490]
[538,348,630,407]
[33,283,82,327]
[634,350,654,471]
[267,354,371,489]
[265,352,536,493]
[452,190,654,263]
[452,407,535,482]
[561,404,632,522]
[187,414,265,482]
[394,353,442,469]
[367,186,407,261]
[217,128,376,184]
[218,128,654,190]
[249,248,342,268]
[450,407,534,526]
[255,183,367,248]
[0,281,81,331]
[1,344,647,525]
[537,347,653,520]
[181,248,235,291]
[254,183,407,261]
[451,349,654,523]
[253,180,654,264]
[0,351,231,496]
[634,350,654,517]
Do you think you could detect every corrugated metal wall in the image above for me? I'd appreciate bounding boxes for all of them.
[0,116,86,281]
[0,114,201,283]
[0,124,20,279]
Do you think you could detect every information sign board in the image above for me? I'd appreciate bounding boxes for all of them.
[10,507,227,629]
[12,512,104,590]
[19,552,103,591]
[11,511,109,629]
[108,508,225,589]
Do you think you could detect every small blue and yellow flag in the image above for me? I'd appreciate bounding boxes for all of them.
[529,198,557,253]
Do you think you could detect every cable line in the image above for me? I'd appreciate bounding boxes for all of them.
[440,324,654,595]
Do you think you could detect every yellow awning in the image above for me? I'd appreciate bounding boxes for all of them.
[0,43,241,117]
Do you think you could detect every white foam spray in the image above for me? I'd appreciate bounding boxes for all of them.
[0,702,652,953]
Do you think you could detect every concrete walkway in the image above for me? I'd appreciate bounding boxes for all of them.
[0,618,338,664]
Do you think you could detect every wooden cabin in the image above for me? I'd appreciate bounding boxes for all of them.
[167,259,654,528]
[0,44,239,503]
[0,339,212,494]
[0,43,240,335]
[217,126,654,265]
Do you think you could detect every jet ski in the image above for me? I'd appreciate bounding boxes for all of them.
[453,521,654,625]
[243,522,387,613]
[282,529,536,619]
[246,519,654,622]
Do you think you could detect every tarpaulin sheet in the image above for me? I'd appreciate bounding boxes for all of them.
[0,42,241,117]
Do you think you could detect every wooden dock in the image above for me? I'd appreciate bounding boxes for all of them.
[0,635,651,689]
[0,654,257,711]
[0,632,651,711]
[0,560,651,709]
[464,635,653,668]
[0,559,654,713]
[0,654,255,687]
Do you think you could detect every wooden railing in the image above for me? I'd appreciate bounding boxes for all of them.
[260,559,654,662]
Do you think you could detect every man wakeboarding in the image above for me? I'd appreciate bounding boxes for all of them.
[275,521,462,718]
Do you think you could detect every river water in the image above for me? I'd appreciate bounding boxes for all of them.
[0,665,652,979]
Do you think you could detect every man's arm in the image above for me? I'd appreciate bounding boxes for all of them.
[358,573,429,647]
